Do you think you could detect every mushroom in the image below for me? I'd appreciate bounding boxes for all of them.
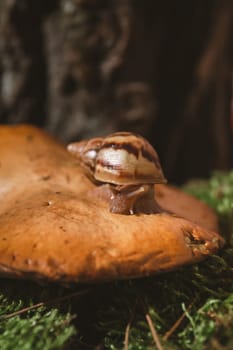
[0,125,224,283]
[68,132,166,214]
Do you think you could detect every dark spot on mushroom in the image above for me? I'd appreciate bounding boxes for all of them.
[47,257,59,269]
[26,134,34,142]
[66,174,70,183]
[32,243,37,249]
[41,175,51,181]
[64,239,69,244]
[43,200,53,206]
[12,254,16,261]
[55,191,61,195]
[2,237,7,241]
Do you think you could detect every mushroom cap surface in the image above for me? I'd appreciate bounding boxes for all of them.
[0,125,224,283]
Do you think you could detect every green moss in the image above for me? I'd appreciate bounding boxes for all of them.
[184,170,233,244]
[0,308,75,350]
[178,294,233,350]
[0,171,233,349]
[0,290,76,350]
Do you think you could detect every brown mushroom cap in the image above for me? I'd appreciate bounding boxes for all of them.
[155,184,219,232]
[0,125,224,283]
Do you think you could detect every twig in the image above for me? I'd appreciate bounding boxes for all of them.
[163,300,195,341]
[139,297,164,350]
[124,321,131,350]
[145,312,164,350]
[0,289,89,320]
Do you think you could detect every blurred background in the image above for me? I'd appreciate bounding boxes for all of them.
[0,0,232,184]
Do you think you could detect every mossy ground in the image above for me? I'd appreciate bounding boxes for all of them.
[0,171,232,349]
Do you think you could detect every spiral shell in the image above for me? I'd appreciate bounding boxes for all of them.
[95,132,166,185]
[68,132,166,185]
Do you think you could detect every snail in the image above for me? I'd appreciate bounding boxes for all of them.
[67,132,167,215]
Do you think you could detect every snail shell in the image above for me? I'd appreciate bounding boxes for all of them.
[68,132,166,186]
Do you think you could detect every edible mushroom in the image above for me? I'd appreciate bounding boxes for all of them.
[0,125,224,283]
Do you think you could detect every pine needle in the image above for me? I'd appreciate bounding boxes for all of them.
[124,321,130,350]
[0,289,89,320]
[145,312,164,350]
[163,299,196,340]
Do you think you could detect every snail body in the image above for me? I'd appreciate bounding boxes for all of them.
[68,132,166,215]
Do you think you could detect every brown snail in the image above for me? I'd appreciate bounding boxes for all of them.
[67,132,167,215]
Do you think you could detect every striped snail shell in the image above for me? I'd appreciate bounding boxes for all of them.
[68,132,166,186]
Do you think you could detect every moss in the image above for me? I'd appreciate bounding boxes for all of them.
[0,171,233,349]
[178,294,233,350]
[0,294,76,350]
[184,170,233,244]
